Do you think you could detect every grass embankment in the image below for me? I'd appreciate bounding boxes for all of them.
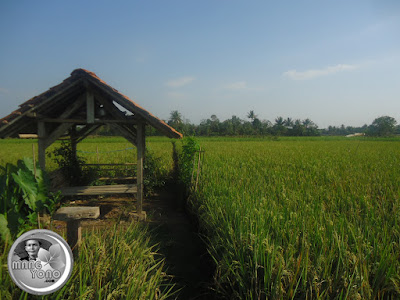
[188,137,400,299]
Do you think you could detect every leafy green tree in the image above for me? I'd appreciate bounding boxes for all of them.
[368,116,397,136]
[292,119,305,136]
[303,118,319,136]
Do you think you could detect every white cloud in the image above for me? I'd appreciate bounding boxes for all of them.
[165,77,195,88]
[283,64,358,80]
[223,81,248,90]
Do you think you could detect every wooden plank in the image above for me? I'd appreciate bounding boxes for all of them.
[98,177,136,181]
[58,184,137,196]
[83,163,136,166]
[18,134,39,139]
[53,206,100,221]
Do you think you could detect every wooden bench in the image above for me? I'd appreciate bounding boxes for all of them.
[58,184,137,196]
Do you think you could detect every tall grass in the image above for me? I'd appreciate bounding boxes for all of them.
[0,223,175,299]
[189,138,400,299]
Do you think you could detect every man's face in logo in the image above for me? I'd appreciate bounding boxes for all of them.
[25,240,40,260]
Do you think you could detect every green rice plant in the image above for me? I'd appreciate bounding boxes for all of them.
[0,136,175,173]
[0,223,175,300]
[188,137,400,299]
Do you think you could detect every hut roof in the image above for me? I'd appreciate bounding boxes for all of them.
[0,69,182,139]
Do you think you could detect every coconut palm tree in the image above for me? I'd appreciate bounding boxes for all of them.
[247,110,257,121]
[168,110,182,125]
[284,117,293,128]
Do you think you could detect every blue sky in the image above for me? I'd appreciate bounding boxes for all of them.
[0,0,399,128]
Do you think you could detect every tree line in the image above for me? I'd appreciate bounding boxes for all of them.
[97,110,399,137]
[159,111,398,137]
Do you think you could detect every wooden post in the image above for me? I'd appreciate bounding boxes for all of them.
[32,143,36,178]
[70,126,77,162]
[87,90,95,124]
[53,206,100,257]
[67,220,81,257]
[136,122,145,216]
[37,121,46,171]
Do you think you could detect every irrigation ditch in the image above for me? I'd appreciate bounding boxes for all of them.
[144,182,216,300]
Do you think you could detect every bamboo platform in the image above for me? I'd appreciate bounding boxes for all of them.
[59,184,137,196]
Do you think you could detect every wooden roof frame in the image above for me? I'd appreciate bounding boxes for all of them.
[0,69,182,140]
[0,69,183,216]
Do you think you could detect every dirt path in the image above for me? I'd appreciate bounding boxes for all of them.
[144,184,215,300]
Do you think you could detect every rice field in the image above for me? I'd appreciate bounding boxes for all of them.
[0,223,175,299]
[1,136,400,299]
[0,136,174,174]
[190,137,400,299]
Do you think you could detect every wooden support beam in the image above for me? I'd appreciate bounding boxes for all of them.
[86,77,181,139]
[42,94,86,148]
[44,123,73,149]
[58,94,86,119]
[76,125,101,143]
[119,123,138,138]
[109,123,137,146]
[40,118,137,124]
[136,122,145,215]
[37,121,47,171]
[93,90,128,119]
[86,90,95,124]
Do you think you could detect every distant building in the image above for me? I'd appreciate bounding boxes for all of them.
[345,133,365,137]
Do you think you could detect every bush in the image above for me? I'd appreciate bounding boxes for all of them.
[143,148,169,195]
[48,141,97,186]
[177,137,200,188]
